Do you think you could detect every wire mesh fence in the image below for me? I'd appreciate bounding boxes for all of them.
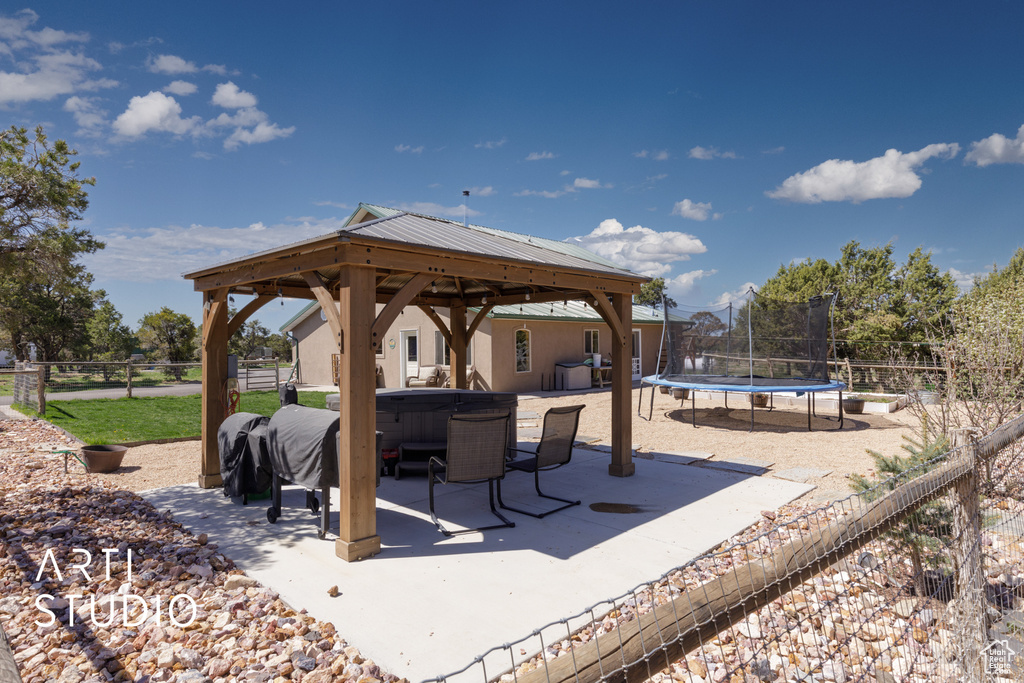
[5,360,290,415]
[429,414,1024,683]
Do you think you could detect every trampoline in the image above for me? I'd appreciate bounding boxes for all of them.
[639,289,846,430]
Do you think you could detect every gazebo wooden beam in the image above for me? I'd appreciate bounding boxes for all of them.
[303,271,343,350]
[199,287,229,488]
[417,305,452,346]
[608,293,634,478]
[192,241,640,296]
[227,294,274,338]
[335,265,380,561]
[588,291,627,347]
[371,272,434,346]
[466,303,494,342]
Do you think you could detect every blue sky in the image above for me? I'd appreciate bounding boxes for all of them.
[4,2,1024,332]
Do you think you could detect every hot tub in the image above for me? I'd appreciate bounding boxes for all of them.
[326,388,518,449]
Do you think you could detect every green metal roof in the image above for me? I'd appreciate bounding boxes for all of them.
[479,300,666,324]
[279,300,320,332]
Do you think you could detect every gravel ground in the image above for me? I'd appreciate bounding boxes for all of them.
[90,389,919,504]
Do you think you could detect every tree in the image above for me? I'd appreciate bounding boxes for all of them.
[1,125,95,257]
[230,319,271,359]
[87,297,136,361]
[0,228,102,363]
[265,332,292,361]
[757,241,957,359]
[687,310,728,355]
[138,308,197,379]
[634,277,677,309]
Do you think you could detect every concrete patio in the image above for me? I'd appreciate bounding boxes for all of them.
[142,447,813,682]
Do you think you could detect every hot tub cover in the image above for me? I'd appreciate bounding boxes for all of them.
[217,412,272,497]
[267,405,340,490]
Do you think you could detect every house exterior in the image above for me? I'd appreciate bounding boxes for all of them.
[281,299,669,392]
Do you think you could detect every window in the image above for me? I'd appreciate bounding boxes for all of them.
[584,329,600,355]
[434,331,472,366]
[515,329,531,373]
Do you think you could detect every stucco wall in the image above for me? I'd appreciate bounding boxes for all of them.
[488,318,662,393]
[291,304,661,391]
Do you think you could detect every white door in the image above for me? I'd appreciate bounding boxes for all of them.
[401,330,418,386]
[631,330,642,380]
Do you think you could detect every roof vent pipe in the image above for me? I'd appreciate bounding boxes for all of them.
[462,190,470,227]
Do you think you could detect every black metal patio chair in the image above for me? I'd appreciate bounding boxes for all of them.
[428,412,515,536]
[498,404,585,518]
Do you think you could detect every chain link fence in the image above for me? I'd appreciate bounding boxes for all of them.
[430,414,1024,683]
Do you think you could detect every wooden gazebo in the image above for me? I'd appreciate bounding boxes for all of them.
[184,211,648,561]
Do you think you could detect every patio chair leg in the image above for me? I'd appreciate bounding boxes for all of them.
[497,471,580,519]
[428,469,451,536]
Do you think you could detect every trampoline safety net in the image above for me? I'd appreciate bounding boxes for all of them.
[657,290,837,387]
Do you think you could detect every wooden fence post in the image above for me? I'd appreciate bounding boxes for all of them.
[845,357,853,390]
[126,360,133,399]
[951,428,984,681]
[36,365,46,416]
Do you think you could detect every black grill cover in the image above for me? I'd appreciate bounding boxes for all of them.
[218,412,272,497]
[267,405,340,490]
[279,382,298,406]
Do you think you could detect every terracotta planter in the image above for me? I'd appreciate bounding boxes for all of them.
[750,393,769,408]
[842,398,866,414]
[81,445,128,473]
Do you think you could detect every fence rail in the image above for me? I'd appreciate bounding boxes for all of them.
[5,359,290,415]
[432,413,1024,683]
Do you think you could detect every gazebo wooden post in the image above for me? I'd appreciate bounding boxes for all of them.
[335,265,381,561]
[199,287,229,488]
[609,293,635,477]
[449,304,468,388]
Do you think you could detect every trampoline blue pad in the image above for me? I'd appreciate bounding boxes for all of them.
[643,374,846,394]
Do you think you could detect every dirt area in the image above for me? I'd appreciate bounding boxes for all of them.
[86,388,920,503]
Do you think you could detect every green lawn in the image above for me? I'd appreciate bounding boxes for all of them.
[18,390,330,445]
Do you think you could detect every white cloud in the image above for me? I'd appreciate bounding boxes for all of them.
[222,118,295,150]
[667,269,718,297]
[395,144,424,154]
[0,32,116,104]
[314,200,352,209]
[112,91,201,138]
[570,218,707,277]
[63,96,107,136]
[574,177,611,189]
[946,267,987,291]
[202,64,228,76]
[965,124,1024,166]
[203,103,295,150]
[467,186,495,197]
[211,81,257,108]
[689,145,736,160]
[633,149,669,160]
[763,146,786,155]
[396,202,481,219]
[711,282,758,307]
[475,138,507,149]
[766,143,960,203]
[164,80,197,96]
[672,199,718,221]
[84,218,345,283]
[525,151,555,161]
[0,10,88,49]
[515,188,569,199]
[147,53,197,74]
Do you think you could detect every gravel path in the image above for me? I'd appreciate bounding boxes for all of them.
[0,419,403,683]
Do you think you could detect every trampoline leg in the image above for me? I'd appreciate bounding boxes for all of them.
[691,391,696,427]
[725,392,729,409]
[637,383,645,418]
[807,393,812,431]
[749,401,754,432]
[838,389,844,429]
[648,385,656,421]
